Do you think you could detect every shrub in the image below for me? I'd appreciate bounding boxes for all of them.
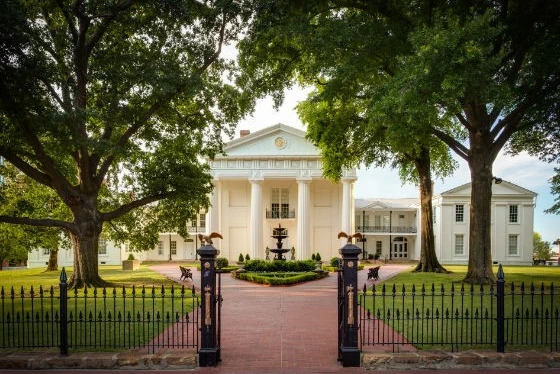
[315,253,321,261]
[127,253,135,261]
[216,257,228,268]
[311,253,316,261]
[330,257,341,267]
[245,253,250,261]
[243,260,316,272]
[373,253,379,260]
[234,271,327,285]
[238,253,244,263]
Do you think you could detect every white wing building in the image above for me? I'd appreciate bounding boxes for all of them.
[26,124,536,267]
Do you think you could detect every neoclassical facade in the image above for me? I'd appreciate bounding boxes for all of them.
[206,124,356,261]
[27,124,537,267]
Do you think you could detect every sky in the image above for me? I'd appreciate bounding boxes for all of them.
[234,88,560,247]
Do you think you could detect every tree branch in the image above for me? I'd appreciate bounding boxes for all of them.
[0,215,75,232]
[85,0,136,58]
[101,191,176,221]
[56,0,78,44]
[431,127,470,161]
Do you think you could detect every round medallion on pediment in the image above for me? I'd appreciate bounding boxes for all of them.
[274,136,286,149]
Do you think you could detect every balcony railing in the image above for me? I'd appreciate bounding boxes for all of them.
[186,226,206,233]
[356,225,417,234]
[266,209,296,219]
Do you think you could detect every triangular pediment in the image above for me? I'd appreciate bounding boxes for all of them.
[440,180,536,197]
[220,124,320,158]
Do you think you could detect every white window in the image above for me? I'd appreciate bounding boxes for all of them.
[158,241,164,255]
[42,248,50,255]
[125,243,131,252]
[508,235,519,256]
[271,188,290,218]
[432,207,437,224]
[509,205,519,223]
[455,205,465,223]
[374,215,382,227]
[375,241,382,255]
[199,213,206,228]
[454,234,465,255]
[170,241,177,255]
[98,237,107,255]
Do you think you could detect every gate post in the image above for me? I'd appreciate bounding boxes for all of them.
[338,236,362,367]
[197,238,221,367]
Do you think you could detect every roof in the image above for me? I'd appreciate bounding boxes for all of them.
[355,198,419,210]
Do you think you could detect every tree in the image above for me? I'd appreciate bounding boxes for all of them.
[533,232,552,264]
[240,1,560,283]
[299,92,455,273]
[0,224,29,269]
[0,1,252,287]
[0,162,70,270]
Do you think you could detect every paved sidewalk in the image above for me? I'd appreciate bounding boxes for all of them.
[150,262,412,373]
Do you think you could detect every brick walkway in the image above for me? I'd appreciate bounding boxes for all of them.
[150,262,412,373]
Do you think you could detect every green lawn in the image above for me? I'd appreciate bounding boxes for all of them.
[0,265,198,352]
[361,265,560,352]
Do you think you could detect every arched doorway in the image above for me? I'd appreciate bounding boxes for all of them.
[391,236,408,259]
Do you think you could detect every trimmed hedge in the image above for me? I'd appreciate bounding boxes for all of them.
[234,271,327,285]
[243,260,316,272]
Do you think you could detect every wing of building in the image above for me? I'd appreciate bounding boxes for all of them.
[26,124,536,267]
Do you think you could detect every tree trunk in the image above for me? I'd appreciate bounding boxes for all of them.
[463,130,497,284]
[46,248,58,271]
[67,201,109,288]
[413,148,447,273]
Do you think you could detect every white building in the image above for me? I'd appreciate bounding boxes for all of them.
[27,124,536,267]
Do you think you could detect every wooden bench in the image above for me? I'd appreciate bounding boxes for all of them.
[367,266,380,281]
[179,266,192,281]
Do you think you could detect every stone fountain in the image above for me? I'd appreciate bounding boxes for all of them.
[270,224,289,261]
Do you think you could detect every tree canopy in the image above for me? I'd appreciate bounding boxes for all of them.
[239,0,560,283]
[0,0,253,287]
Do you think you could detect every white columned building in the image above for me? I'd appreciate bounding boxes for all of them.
[207,124,355,261]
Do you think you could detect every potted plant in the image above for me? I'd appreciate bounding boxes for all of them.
[122,253,141,270]
[314,253,322,270]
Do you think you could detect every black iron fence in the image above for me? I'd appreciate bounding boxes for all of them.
[359,266,559,352]
[0,268,199,354]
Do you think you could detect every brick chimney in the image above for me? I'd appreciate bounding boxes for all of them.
[240,130,250,137]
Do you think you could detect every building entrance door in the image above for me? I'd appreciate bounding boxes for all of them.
[391,237,408,259]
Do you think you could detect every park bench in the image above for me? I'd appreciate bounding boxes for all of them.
[367,266,380,281]
[179,266,192,281]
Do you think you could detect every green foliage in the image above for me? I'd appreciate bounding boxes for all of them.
[234,271,326,285]
[126,253,135,261]
[0,0,255,285]
[238,253,244,263]
[315,253,321,261]
[533,232,552,261]
[245,253,250,261]
[216,257,229,269]
[311,253,316,261]
[243,260,316,272]
[330,257,340,268]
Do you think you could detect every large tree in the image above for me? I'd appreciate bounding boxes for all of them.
[299,92,455,273]
[240,1,560,283]
[0,0,252,287]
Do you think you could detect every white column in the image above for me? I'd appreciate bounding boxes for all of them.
[296,178,311,260]
[207,180,220,234]
[249,179,264,260]
[341,178,356,239]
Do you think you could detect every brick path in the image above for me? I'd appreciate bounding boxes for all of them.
[150,262,412,373]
